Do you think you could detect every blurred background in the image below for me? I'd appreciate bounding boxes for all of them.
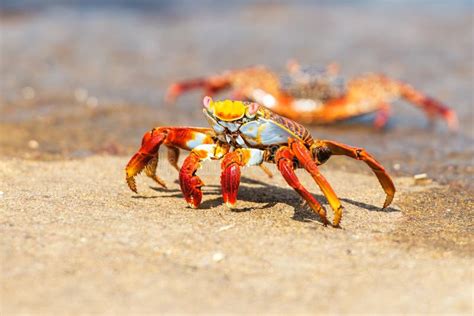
[0,0,473,188]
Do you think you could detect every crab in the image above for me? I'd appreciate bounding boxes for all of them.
[125,96,395,227]
[166,61,458,130]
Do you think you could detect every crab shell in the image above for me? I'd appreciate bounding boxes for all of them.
[202,96,313,147]
[202,96,260,121]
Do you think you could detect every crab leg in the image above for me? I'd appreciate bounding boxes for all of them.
[165,74,232,103]
[373,102,391,129]
[179,143,229,208]
[340,74,457,129]
[287,139,343,227]
[125,127,215,193]
[313,140,396,208]
[393,77,458,130]
[275,146,330,226]
[220,148,265,207]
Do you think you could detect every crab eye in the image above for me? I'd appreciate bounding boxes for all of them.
[203,96,213,111]
[245,102,259,118]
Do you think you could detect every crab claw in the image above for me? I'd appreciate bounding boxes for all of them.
[125,130,167,193]
[179,152,205,208]
[221,163,241,208]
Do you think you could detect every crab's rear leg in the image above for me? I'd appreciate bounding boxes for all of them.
[125,127,214,193]
[313,140,396,208]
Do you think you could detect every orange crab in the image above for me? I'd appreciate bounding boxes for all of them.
[166,61,458,130]
[125,97,395,227]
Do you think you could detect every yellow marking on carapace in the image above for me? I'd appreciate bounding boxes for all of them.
[212,99,246,121]
[256,123,266,144]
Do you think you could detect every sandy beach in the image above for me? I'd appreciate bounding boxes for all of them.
[1,1,473,314]
[1,156,472,314]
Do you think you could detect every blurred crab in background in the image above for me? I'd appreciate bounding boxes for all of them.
[166,61,458,130]
[126,97,395,227]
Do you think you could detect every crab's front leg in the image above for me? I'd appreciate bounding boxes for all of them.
[220,148,265,207]
[125,127,214,193]
[179,143,229,208]
[165,73,233,104]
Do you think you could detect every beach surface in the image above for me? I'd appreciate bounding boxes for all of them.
[1,1,473,314]
[1,156,472,314]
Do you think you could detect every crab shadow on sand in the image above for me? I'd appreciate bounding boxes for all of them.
[134,174,399,225]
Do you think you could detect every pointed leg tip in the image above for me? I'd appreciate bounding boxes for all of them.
[158,181,168,189]
[383,195,394,209]
[185,195,201,208]
[148,175,167,189]
[165,85,179,104]
[319,216,330,227]
[225,201,237,209]
[445,111,459,131]
[126,177,138,193]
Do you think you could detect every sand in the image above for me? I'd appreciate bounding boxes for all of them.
[1,156,472,314]
[1,2,473,314]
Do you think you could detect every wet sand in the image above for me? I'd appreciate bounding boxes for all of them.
[1,3,473,187]
[1,156,472,314]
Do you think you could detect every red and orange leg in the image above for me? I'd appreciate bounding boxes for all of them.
[287,139,344,226]
[275,145,331,226]
[393,77,458,130]
[125,127,215,193]
[220,148,265,207]
[179,146,265,208]
[312,139,396,208]
[373,102,391,129]
[345,74,458,130]
[179,143,228,208]
[165,74,232,104]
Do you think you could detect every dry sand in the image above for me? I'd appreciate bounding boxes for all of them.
[1,156,472,314]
